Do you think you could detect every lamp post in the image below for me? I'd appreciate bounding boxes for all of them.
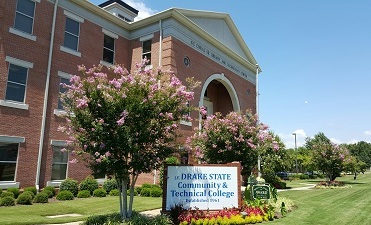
[292,133,298,174]
[256,64,261,177]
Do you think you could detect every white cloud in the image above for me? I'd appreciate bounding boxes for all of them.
[292,129,307,138]
[329,138,342,145]
[125,0,157,21]
[347,139,359,144]
[278,129,308,149]
[364,131,371,136]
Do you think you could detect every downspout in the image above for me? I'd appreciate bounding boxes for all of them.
[154,19,163,184]
[158,19,162,67]
[35,0,59,191]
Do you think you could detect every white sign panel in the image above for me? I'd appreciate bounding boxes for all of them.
[165,165,239,210]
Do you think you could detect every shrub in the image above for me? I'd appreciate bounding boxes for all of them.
[17,192,33,205]
[84,212,122,225]
[60,178,79,196]
[56,190,74,201]
[103,179,117,193]
[141,183,153,189]
[109,189,119,196]
[135,186,142,194]
[0,189,2,195]
[34,192,48,203]
[126,189,138,196]
[6,188,20,199]
[151,187,163,197]
[23,190,35,199]
[77,190,91,198]
[24,186,37,195]
[0,196,15,207]
[43,186,56,197]
[93,188,106,197]
[79,176,99,195]
[0,191,15,198]
[140,188,151,197]
[41,190,53,198]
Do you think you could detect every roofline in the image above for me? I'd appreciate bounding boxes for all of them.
[68,1,260,72]
[98,0,138,15]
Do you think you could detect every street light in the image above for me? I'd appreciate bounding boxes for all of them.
[292,133,298,174]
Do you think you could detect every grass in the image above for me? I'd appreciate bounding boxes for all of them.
[0,196,162,225]
[271,171,371,225]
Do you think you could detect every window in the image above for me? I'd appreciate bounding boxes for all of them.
[58,77,70,110]
[103,35,115,64]
[51,146,68,180]
[142,40,151,65]
[63,17,80,51]
[0,143,19,182]
[118,14,132,22]
[14,0,36,34]
[5,63,29,103]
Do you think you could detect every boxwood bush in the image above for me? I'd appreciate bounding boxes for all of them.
[77,190,91,198]
[17,192,33,205]
[93,188,107,197]
[56,190,74,201]
[151,187,163,197]
[0,189,2,195]
[60,178,79,196]
[0,191,14,198]
[0,196,15,207]
[41,190,53,198]
[34,192,48,203]
[103,179,117,193]
[24,186,37,195]
[43,186,56,197]
[79,176,99,195]
[140,188,151,197]
[109,189,119,196]
[7,188,20,199]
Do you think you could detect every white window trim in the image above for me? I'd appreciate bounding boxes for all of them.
[64,10,84,23]
[49,143,69,182]
[0,135,25,143]
[0,182,20,189]
[180,120,192,126]
[50,140,67,147]
[0,137,23,185]
[100,60,113,67]
[58,71,72,79]
[139,33,154,42]
[9,27,37,41]
[54,71,71,115]
[60,45,81,57]
[0,100,29,110]
[102,28,118,39]
[5,56,33,68]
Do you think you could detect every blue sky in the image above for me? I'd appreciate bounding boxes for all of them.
[90,0,371,148]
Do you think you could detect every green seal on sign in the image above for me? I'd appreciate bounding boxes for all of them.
[252,185,270,200]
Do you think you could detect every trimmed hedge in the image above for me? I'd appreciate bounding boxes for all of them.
[79,176,99,195]
[7,188,20,199]
[34,192,48,203]
[140,188,151,197]
[77,190,91,198]
[0,196,15,207]
[109,189,119,196]
[17,192,33,205]
[24,186,37,195]
[56,190,74,201]
[42,190,54,198]
[60,178,79,196]
[93,189,107,197]
[103,179,117,193]
[0,191,15,198]
[43,186,56,197]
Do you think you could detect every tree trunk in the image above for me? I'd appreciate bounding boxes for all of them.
[117,178,129,219]
[128,174,138,218]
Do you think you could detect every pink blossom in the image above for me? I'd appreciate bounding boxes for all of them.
[69,158,78,164]
[76,98,88,109]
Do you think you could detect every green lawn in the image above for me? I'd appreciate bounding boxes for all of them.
[0,196,162,225]
[271,171,371,225]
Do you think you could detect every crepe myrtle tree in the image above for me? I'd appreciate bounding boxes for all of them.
[187,110,280,178]
[58,61,198,219]
[306,132,350,182]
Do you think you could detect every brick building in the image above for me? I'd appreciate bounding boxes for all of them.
[0,0,259,190]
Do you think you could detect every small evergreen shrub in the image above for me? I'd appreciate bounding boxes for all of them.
[135,186,142,194]
[43,186,56,197]
[7,188,20,199]
[141,183,153,189]
[41,190,53,198]
[79,176,99,195]
[0,191,14,198]
[151,187,163,197]
[23,190,35,199]
[56,190,74,201]
[93,188,106,197]
[0,196,15,207]
[140,188,151,197]
[0,189,2,195]
[109,189,119,196]
[126,189,138,196]
[77,190,91,198]
[60,178,79,196]
[33,192,48,203]
[103,179,117,193]
[24,186,37,195]
[17,192,33,205]
[84,212,122,225]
